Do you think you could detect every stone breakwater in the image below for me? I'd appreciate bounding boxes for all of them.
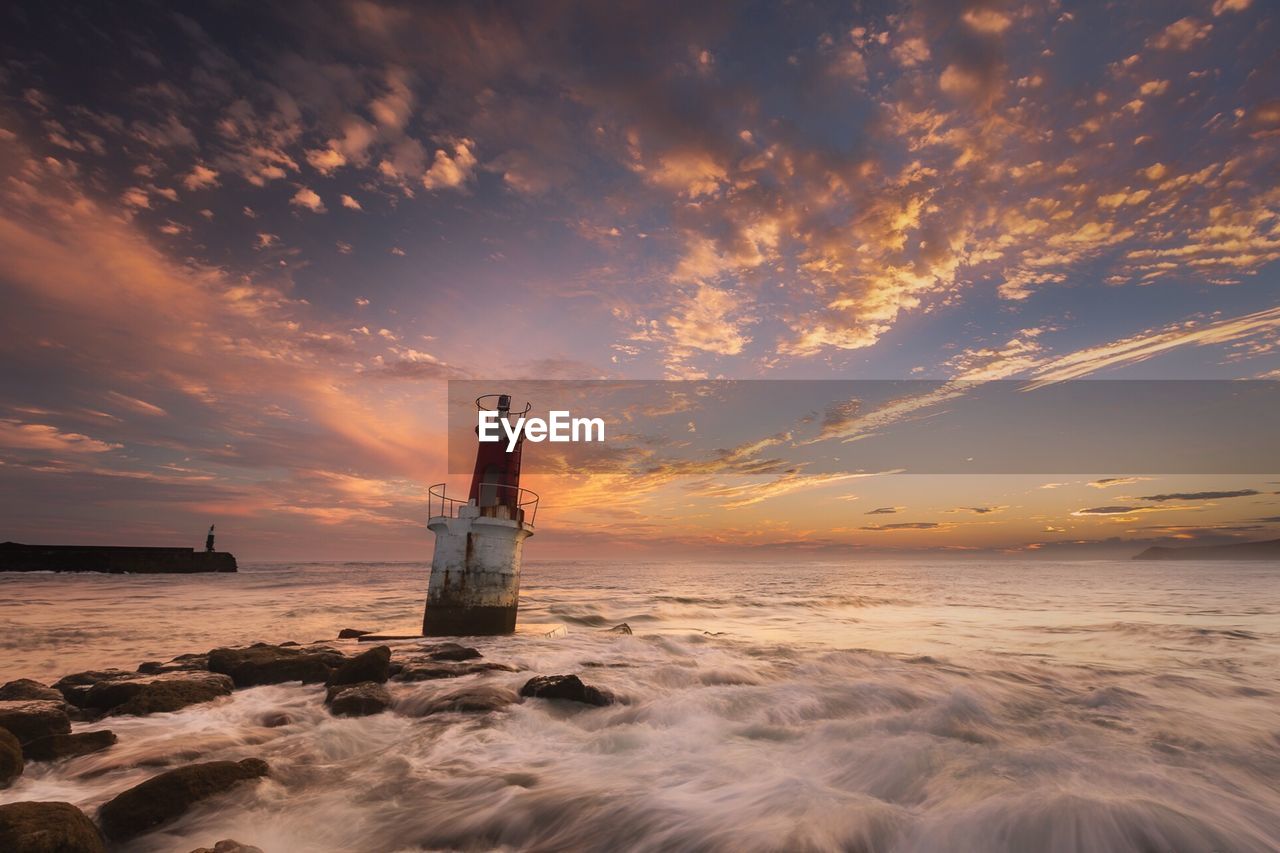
[0,542,237,574]
[0,631,614,852]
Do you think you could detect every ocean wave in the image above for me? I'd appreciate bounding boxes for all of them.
[1,561,1278,851]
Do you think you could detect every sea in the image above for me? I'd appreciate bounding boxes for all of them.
[1,560,1278,852]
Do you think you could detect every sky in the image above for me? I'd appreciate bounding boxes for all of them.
[0,0,1277,560]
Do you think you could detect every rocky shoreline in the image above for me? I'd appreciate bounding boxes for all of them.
[0,627,627,852]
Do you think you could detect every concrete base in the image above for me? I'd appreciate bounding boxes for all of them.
[422,603,517,636]
[424,506,532,636]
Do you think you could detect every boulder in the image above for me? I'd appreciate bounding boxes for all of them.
[0,679,63,703]
[0,701,71,746]
[420,642,482,662]
[107,675,231,716]
[397,661,517,681]
[51,670,134,707]
[326,645,391,687]
[190,841,265,853]
[0,727,22,788]
[84,672,233,716]
[207,644,342,687]
[23,730,117,762]
[97,758,269,842]
[519,674,614,707]
[0,801,106,853]
[325,682,392,717]
[337,628,371,639]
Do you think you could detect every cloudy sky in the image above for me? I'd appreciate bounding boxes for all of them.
[1,0,1277,560]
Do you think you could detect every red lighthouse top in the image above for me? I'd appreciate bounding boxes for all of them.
[468,394,527,511]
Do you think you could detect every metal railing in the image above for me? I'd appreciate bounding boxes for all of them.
[427,482,539,527]
[475,394,532,417]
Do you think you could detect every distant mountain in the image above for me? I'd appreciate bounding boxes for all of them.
[1133,538,1280,561]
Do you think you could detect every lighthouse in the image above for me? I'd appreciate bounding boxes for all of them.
[423,394,538,635]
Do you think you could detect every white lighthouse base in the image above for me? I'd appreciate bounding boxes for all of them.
[423,503,533,636]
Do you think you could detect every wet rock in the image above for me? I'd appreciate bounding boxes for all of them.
[85,672,234,716]
[0,801,106,853]
[0,679,63,703]
[190,841,265,853]
[325,682,392,717]
[0,701,71,746]
[520,674,614,707]
[397,661,517,681]
[23,730,117,762]
[207,644,342,687]
[259,712,292,728]
[420,642,482,662]
[136,653,208,675]
[52,670,133,707]
[609,623,633,635]
[97,758,269,842]
[110,678,232,717]
[0,727,22,787]
[400,684,519,716]
[337,628,371,639]
[326,645,391,687]
[64,706,101,724]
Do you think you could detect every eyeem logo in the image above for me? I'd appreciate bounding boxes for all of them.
[478,410,605,452]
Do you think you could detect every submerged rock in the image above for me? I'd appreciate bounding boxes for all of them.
[85,672,233,717]
[0,701,71,746]
[419,642,482,662]
[207,644,342,687]
[0,679,63,703]
[136,653,208,675]
[337,628,371,639]
[23,730,117,762]
[397,661,517,681]
[520,674,614,707]
[325,682,392,717]
[190,841,265,853]
[608,623,634,635]
[0,727,22,787]
[0,801,106,853]
[400,684,519,716]
[97,758,269,842]
[326,645,391,687]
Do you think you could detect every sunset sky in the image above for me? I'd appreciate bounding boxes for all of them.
[1,0,1278,559]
